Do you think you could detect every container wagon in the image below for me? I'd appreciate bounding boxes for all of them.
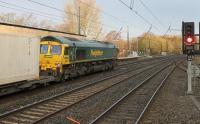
[0,34,53,96]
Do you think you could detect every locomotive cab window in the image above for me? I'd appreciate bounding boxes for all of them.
[40,44,48,54]
[64,47,69,55]
[51,45,61,55]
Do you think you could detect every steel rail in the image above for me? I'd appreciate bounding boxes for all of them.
[134,65,176,124]
[89,62,174,124]
[117,56,167,67]
[0,56,165,92]
[0,58,168,121]
[0,57,169,116]
[32,61,168,124]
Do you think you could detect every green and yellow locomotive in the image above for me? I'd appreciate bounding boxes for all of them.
[40,36,118,81]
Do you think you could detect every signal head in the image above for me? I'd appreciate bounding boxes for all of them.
[185,36,195,45]
[184,22,194,35]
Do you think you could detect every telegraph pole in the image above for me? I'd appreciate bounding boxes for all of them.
[95,25,103,41]
[182,22,185,54]
[137,37,139,55]
[144,26,152,56]
[78,6,81,35]
[127,26,130,56]
[74,0,81,35]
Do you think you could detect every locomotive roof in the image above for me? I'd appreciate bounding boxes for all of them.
[41,36,116,48]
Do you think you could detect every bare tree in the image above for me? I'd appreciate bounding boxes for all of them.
[0,12,53,29]
[60,0,102,39]
[137,32,181,55]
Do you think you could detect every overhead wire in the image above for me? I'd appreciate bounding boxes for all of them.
[0,1,113,35]
[0,0,64,20]
[79,0,128,24]
[170,28,181,31]
[138,0,165,28]
[0,0,133,38]
[147,25,152,33]
[27,0,122,31]
[0,0,141,39]
[77,0,132,39]
[163,25,171,37]
[27,0,66,14]
[0,0,122,35]
[0,1,105,35]
[0,4,62,23]
[118,0,161,33]
[141,25,152,39]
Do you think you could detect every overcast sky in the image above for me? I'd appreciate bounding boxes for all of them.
[0,0,200,38]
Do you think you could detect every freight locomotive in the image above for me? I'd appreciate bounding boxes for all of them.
[0,23,118,96]
[40,36,118,81]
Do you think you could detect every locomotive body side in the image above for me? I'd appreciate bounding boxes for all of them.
[39,36,118,81]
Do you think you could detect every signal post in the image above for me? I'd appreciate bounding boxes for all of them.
[182,22,196,94]
[187,55,193,94]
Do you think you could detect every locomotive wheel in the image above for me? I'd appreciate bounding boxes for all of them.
[55,74,64,82]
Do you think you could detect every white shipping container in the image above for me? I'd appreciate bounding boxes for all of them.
[0,34,40,86]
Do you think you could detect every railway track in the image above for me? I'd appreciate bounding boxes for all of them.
[0,56,171,114]
[0,57,172,124]
[89,61,176,124]
[116,56,165,67]
[0,56,164,98]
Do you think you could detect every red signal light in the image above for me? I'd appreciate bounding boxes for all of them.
[187,37,193,43]
[185,36,195,44]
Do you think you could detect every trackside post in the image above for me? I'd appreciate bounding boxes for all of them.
[182,22,195,94]
[187,56,193,94]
